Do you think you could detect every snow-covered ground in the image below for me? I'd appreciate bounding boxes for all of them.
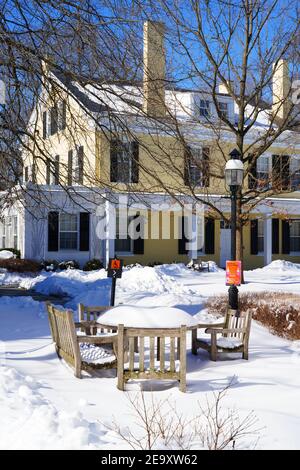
[1,260,300,449]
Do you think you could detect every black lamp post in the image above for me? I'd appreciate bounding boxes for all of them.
[225,148,244,310]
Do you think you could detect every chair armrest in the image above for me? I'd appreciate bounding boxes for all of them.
[205,327,245,335]
[77,334,117,344]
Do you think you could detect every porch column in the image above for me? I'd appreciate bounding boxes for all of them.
[188,213,198,260]
[104,200,116,267]
[264,215,272,266]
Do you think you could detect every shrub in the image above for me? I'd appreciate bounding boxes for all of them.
[40,259,59,272]
[147,261,163,267]
[83,258,104,271]
[205,291,300,340]
[58,260,80,270]
[0,258,41,272]
[0,248,21,259]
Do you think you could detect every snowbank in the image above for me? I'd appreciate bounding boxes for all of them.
[0,366,111,450]
[97,305,198,328]
[252,259,300,273]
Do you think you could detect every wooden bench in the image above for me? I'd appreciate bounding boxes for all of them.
[46,303,118,378]
[117,324,187,392]
[189,259,210,272]
[192,309,252,361]
[78,304,112,335]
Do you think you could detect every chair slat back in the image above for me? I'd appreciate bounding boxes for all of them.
[117,325,187,392]
[224,309,252,340]
[46,303,80,367]
[78,304,110,322]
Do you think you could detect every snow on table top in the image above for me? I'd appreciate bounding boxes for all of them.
[97,305,199,328]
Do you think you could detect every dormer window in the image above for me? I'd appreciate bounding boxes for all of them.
[199,100,210,117]
[218,101,229,120]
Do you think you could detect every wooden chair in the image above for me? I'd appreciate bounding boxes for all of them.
[78,304,111,334]
[192,309,252,361]
[117,324,187,392]
[46,303,118,378]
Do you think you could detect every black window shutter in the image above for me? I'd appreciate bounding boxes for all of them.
[281,155,290,190]
[131,141,139,183]
[184,147,190,186]
[55,155,60,185]
[248,157,257,189]
[250,219,258,255]
[78,146,84,184]
[272,218,279,254]
[202,147,210,187]
[110,140,119,182]
[133,215,144,254]
[79,212,90,251]
[282,220,290,254]
[272,155,280,188]
[46,159,50,185]
[48,212,59,252]
[50,106,58,135]
[42,111,47,139]
[61,100,66,130]
[67,150,73,185]
[178,216,188,255]
[205,217,215,254]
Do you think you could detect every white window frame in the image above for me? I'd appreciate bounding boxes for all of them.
[13,216,18,250]
[290,219,300,254]
[59,213,79,251]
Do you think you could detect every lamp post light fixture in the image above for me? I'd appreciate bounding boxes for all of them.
[225,149,244,310]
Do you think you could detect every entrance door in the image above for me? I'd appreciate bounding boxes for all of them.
[220,221,231,268]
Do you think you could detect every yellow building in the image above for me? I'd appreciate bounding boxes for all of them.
[1,21,300,270]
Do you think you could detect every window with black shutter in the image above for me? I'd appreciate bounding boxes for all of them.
[178,216,188,255]
[74,146,84,185]
[204,217,215,254]
[202,147,210,187]
[46,159,51,185]
[50,106,58,135]
[79,212,90,251]
[250,219,258,255]
[183,146,210,187]
[48,212,59,252]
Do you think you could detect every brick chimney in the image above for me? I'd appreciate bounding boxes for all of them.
[143,21,166,117]
[272,59,291,121]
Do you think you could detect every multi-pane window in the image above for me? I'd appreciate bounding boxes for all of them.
[59,214,78,250]
[185,146,209,187]
[115,212,133,253]
[43,100,66,139]
[290,220,300,252]
[189,148,203,186]
[1,219,6,248]
[257,219,264,253]
[199,100,210,117]
[218,101,229,119]
[290,157,300,189]
[73,147,84,185]
[110,141,139,184]
[257,155,270,187]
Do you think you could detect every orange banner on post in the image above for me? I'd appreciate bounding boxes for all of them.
[226,260,242,286]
